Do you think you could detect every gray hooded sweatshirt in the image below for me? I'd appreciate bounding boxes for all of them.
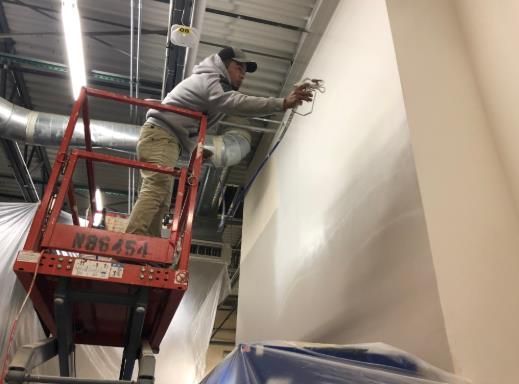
[146,54,284,153]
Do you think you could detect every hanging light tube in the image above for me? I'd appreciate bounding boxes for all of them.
[95,188,103,212]
[61,0,87,99]
[93,188,104,227]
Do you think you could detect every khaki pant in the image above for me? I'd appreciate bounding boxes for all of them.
[126,122,180,237]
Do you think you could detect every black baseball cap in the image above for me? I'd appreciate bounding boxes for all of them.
[218,47,257,73]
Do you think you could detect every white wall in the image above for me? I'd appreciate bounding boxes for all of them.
[454,0,519,210]
[237,0,452,371]
[386,1,519,382]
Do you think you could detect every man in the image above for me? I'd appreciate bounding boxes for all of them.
[126,46,313,237]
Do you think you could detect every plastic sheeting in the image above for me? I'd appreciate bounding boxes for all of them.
[0,203,55,375]
[0,203,230,384]
[201,342,470,384]
[76,257,230,384]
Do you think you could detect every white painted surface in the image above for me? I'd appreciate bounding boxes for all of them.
[387,1,519,382]
[238,0,452,371]
[455,0,519,211]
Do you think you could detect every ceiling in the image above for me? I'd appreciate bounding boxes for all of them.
[0,0,337,262]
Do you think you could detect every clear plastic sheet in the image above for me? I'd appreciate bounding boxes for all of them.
[75,257,229,384]
[0,203,229,384]
[0,202,58,375]
[200,342,470,384]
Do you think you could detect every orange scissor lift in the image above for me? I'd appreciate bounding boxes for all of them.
[5,87,207,384]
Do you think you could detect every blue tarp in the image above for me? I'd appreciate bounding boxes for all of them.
[200,342,469,384]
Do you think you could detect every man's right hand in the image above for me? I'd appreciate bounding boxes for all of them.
[283,85,314,110]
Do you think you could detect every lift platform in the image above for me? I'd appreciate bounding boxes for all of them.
[5,87,207,383]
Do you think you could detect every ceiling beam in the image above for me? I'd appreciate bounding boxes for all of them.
[206,7,305,32]
[10,66,161,97]
[0,29,167,38]
[2,0,293,62]
[3,0,136,60]
[199,40,292,62]
[0,52,162,96]
[153,0,306,32]
[2,0,153,32]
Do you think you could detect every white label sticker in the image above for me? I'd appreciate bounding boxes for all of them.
[72,259,111,279]
[17,251,40,263]
[110,263,124,279]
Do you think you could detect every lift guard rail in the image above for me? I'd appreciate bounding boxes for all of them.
[7,87,207,382]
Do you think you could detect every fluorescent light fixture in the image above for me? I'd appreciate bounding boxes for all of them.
[93,188,104,227]
[61,0,86,99]
[92,212,103,227]
[95,188,103,211]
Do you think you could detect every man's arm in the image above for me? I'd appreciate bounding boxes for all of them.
[207,77,313,116]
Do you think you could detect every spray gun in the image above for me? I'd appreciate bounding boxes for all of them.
[294,78,326,92]
[292,78,326,116]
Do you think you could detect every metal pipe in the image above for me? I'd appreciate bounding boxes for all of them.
[250,116,282,124]
[129,0,135,104]
[172,0,191,88]
[135,0,142,101]
[210,166,229,209]
[129,0,135,212]
[184,0,207,77]
[130,0,143,211]
[163,0,202,93]
[218,120,277,133]
[0,96,252,166]
[162,0,187,93]
[161,0,175,99]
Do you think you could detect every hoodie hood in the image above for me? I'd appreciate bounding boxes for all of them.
[192,54,231,83]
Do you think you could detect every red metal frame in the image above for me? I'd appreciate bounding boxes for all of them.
[13,87,207,350]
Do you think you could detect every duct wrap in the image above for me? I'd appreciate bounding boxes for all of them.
[0,96,251,166]
[0,96,139,151]
[204,129,251,167]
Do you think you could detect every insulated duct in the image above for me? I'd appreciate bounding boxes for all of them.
[203,129,251,168]
[0,96,138,151]
[0,96,250,167]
